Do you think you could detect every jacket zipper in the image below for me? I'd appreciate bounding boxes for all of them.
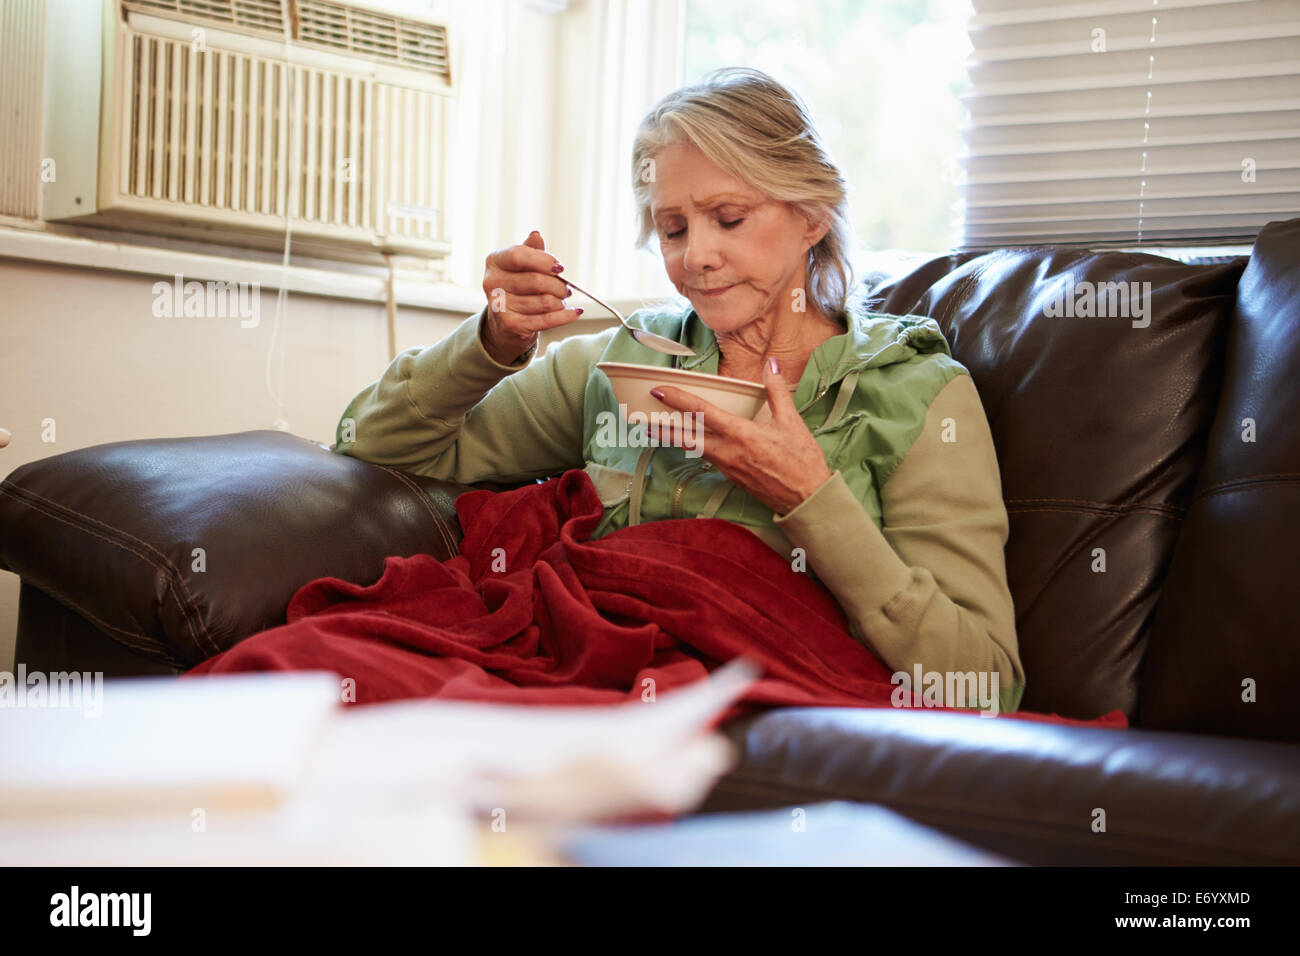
[798,384,831,414]
[671,461,712,518]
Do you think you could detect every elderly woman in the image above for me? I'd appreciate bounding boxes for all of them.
[335,67,1024,713]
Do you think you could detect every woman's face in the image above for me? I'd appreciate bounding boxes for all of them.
[649,141,827,334]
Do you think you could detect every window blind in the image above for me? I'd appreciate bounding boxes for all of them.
[960,0,1300,248]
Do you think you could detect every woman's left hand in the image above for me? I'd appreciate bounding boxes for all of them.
[648,357,833,516]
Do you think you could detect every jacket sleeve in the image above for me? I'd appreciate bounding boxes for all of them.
[772,373,1025,713]
[332,305,616,483]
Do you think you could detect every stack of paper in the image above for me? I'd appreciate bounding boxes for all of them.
[0,671,340,819]
[0,659,759,865]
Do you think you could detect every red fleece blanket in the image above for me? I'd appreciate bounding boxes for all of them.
[185,469,1127,730]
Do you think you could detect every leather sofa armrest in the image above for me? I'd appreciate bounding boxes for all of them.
[0,429,470,669]
[704,708,1300,865]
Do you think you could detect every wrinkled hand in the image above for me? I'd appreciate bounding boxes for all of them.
[481,230,581,365]
[648,358,833,516]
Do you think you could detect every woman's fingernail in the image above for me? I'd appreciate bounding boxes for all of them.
[574,308,584,316]
[551,262,565,273]
[769,357,781,375]
[650,388,665,400]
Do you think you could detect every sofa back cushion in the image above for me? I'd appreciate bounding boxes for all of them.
[856,248,1245,721]
[1140,217,1300,742]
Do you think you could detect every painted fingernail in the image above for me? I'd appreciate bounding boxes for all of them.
[574,307,584,316]
[769,357,781,375]
[551,262,565,273]
[650,388,665,400]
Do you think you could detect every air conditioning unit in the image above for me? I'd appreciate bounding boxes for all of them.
[40,0,455,259]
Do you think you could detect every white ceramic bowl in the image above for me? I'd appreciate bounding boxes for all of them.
[596,362,767,421]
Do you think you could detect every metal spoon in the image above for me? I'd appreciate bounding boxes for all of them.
[562,278,696,357]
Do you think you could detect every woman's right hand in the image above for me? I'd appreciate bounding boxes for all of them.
[481,230,582,365]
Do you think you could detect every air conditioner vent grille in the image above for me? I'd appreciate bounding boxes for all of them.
[122,0,286,38]
[114,29,449,254]
[297,0,449,80]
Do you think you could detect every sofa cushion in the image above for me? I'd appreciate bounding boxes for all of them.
[0,430,468,668]
[854,249,1246,721]
[1140,217,1300,742]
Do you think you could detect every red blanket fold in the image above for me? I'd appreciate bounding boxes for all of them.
[184,469,1127,730]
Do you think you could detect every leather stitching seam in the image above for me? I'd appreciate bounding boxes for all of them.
[1196,472,1300,501]
[0,482,217,656]
[375,466,458,556]
[19,581,184,666]
[1005,498,1184,519]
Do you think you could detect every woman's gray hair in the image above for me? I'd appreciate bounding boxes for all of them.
[631,67,855,322]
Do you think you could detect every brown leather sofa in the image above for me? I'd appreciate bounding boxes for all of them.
[4,218,1299,866]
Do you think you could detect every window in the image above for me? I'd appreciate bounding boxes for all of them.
[684,0,974,253]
